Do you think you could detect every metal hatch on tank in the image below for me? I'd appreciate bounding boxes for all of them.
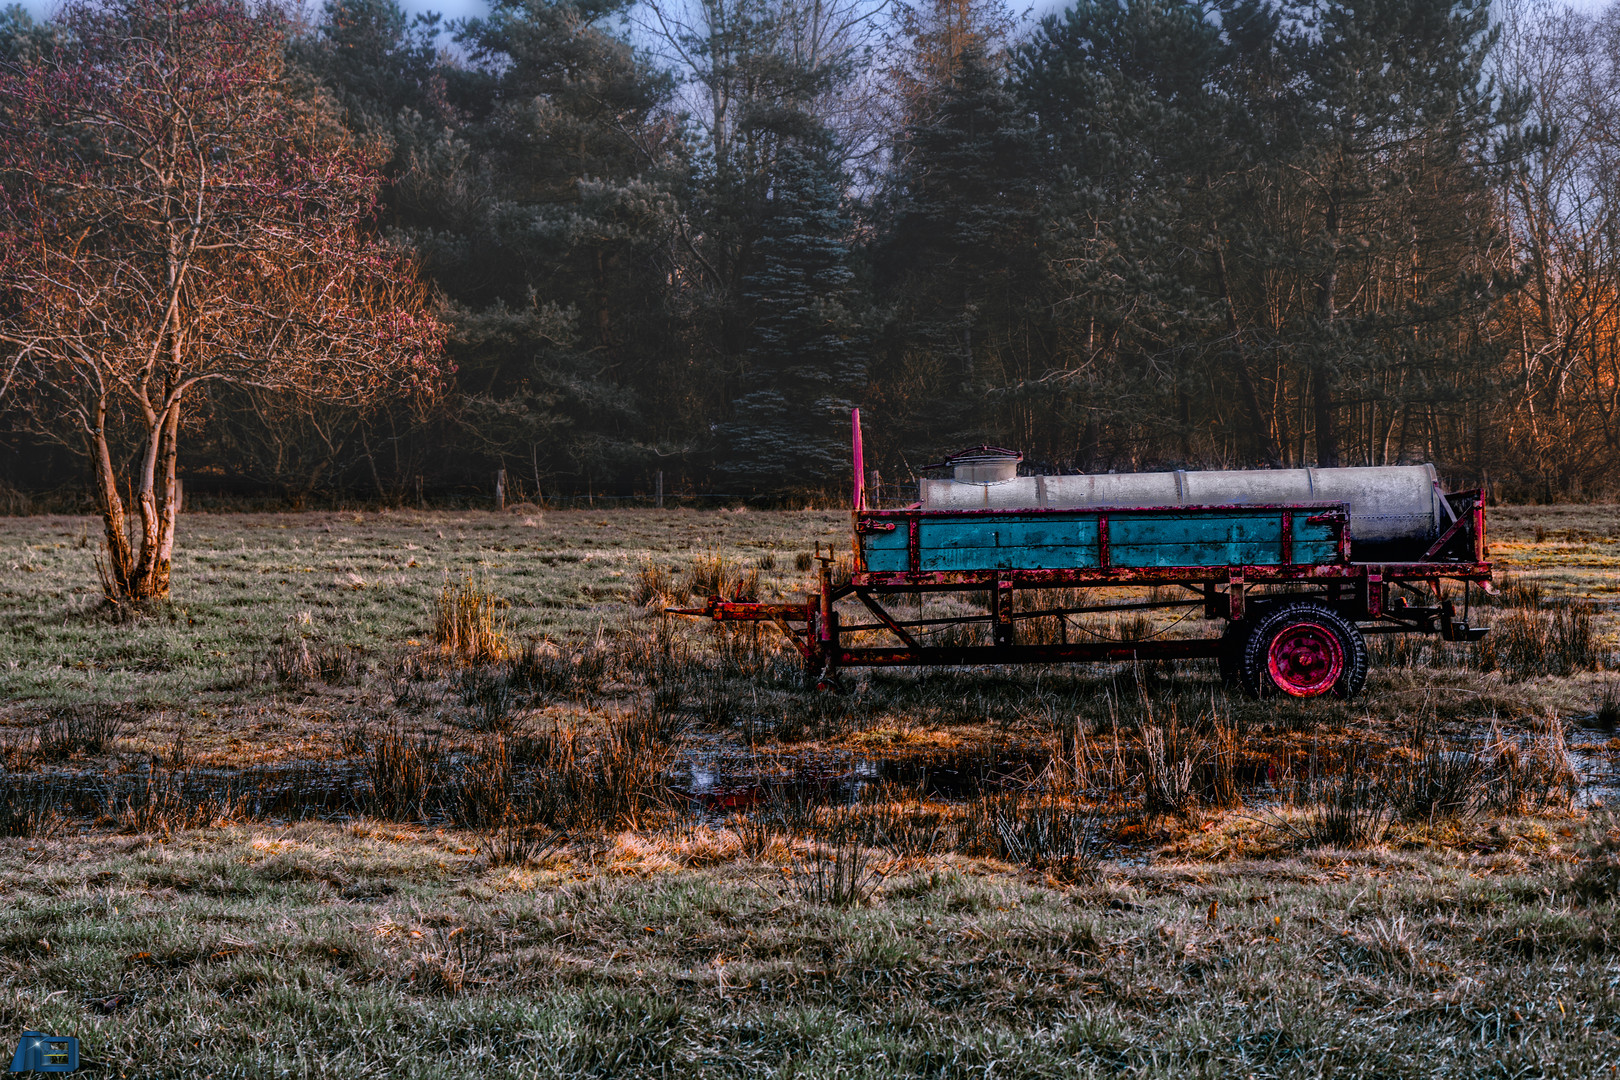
[669,410,1493,700]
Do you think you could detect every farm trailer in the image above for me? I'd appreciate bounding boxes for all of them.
[672,412,1492,698]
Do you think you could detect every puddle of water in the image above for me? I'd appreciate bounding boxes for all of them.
[0,760,366,821]
[1567,723,1620,806]
[671,735,1055,812]
[3,720,1617,823]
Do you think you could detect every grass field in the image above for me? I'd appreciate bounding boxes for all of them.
[0,508,848,759]
[2,505,1620,1076]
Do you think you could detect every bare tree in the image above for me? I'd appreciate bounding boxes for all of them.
[0,0,444,602]
[1493,0,1620,494]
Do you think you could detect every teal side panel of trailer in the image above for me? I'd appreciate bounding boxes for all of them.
[1108,513,1339,567]
[917,516,1100,571]
[860,525,911,572]
[858,507,1341,572]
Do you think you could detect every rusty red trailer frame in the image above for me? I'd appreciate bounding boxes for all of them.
[671,412,1492,696]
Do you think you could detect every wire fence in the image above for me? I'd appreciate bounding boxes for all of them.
[0,483,869,516]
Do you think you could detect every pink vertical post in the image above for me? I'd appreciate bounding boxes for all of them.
[851,408,865,510]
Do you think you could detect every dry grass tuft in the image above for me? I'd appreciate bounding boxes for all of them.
[433,576,509,664]
[107,770,248,834]
[793,834,878,906]
[0,777,64,837]
[633,561,683,606]
[1572,819,1620,901]
[402,926,487,997]
[267,638,365,688]
[1140,719,1198,817]
[687,550,759,602]
[1477,600,1604,679]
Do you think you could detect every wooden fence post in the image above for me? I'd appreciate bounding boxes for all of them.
[495,469,506,511]
[656,470,664,509]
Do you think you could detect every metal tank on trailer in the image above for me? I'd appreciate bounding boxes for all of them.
[919,449,1450,560]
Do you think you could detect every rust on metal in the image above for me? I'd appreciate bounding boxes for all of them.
[837,639,1225,665]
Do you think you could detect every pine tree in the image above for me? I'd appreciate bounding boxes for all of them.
[1275,0,1521,467]
[723,139,867,488]
[1013,0,1523,470]
[303,0,693,494]
[1015,0,1244,469]
[874,41,1043,460]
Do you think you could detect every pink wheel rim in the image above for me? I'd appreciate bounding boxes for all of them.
[1266,621,1345,697]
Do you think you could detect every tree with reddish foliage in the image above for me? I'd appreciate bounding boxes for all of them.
[0,0,444,602]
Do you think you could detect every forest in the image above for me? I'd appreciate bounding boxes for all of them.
[2,0,1619,505]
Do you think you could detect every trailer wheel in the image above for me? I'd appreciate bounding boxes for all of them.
[1240,603,1367,699]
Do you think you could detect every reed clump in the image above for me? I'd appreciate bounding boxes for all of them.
[964,793,1103,882]
[793,835,878,906]
[481,824,567,868]
[1298,771,1393,848]
[686,550,761,602]
[358,727,445,821]
[1384,743,1490,823]
[0,778,64,837]
[107,770,249,834]
[433,576,509,664]
[506,640,611,698]
[5,707,127,767]
[1476,598,1603,679]
[1484,721,1578,812]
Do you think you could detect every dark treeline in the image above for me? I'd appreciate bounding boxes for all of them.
[4,0,1619,502]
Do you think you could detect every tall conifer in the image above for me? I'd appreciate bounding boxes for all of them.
[875,41,1043,459]
[724,139,867,487]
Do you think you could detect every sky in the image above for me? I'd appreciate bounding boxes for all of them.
[12,0,493,24]
[11,0,1613,38]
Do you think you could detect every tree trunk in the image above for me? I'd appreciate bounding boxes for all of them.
[95,398,180,604]
[1212,241,1284,467]
[1313,372,1339,468]
[1314,190,1342,468]
[1079,416,1099,472]
[152,402,180,596]
[91,395,134,599]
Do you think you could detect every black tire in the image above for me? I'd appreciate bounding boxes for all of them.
[1239,602,1368,700]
